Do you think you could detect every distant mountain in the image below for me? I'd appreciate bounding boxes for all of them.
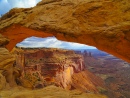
[11,47,105,93]
[73,49,109,57]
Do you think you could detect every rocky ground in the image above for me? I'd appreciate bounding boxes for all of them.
[0,85,107,98]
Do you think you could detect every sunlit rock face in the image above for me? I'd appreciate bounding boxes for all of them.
[0,0,130,62]
[0,34,9,46]
[0,34,16,90]
[12,47,85,89]
[11,47,104,92]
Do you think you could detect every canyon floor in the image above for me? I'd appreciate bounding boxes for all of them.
[1,48,130,98]
[84,49,130,98]
[0,47,108,98]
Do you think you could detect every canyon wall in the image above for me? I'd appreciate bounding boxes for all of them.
[0,33,105,94]
[12,48,85,89]
[12,47,104,92]
[0,0,130,62]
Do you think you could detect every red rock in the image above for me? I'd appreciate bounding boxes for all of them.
[12,48,84,88]
[12,47,105,92]
[0,24,53,51]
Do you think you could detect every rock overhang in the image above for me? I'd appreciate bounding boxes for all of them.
[0,0,130,62]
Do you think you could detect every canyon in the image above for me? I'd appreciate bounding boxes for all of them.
[0,0,130,98]
[0,31,107,98]
[83,49,130,98]
[11,47,105,93]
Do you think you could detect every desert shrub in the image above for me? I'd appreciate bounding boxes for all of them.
[98,87,108,94]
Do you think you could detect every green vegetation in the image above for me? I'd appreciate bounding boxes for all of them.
[97,87,108,94]
[24,72,41,86]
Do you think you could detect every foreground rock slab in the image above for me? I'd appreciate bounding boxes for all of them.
[0,85,107,98]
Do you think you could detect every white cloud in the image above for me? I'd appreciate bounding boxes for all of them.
[7,0,41,8]
[0,0,41,15]
[22,0,39,7]
[16,36,96,49]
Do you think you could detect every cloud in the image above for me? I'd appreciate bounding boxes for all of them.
[16,36,96,49]
[0,0,41,15]
[7,0,41,8]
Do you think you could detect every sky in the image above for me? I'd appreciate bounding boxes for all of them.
[0,0,41,15]
[16,36,96,49]
[0,0,96,49]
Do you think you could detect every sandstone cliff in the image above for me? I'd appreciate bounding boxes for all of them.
[0,34,107,98]
[0,0,130,62]
[12,47,105,92]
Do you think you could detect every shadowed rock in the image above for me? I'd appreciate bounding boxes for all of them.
[0,34,17,90]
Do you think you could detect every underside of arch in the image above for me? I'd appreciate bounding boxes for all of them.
[0,0,130,62]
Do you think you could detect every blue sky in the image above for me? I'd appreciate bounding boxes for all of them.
[0,0,41,15]
[0,0,96,49]
[16,37,96,49]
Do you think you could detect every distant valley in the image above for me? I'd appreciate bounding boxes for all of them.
[82,49,130,98]
[10,47,130,98]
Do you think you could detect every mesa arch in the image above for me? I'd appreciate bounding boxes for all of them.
[0,24,53,51]
[0,0,130,62]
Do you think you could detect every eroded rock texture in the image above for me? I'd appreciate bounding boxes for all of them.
[0,0,130,62]
[0,34,16,90]
[11,47,104,92]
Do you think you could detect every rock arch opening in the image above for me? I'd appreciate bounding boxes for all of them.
[1,24,130,63]
[16,36,96,49]
[12,35,102,91]
[0,0,130,63]
[10,33,130,98]
[0,0,130,97]
[1,24,53,51]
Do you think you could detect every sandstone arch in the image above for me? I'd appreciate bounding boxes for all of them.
[0,0,130,62]
[0,24,53,51]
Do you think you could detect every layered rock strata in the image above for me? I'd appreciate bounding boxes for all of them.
[12,47,104,92]
[12,47,85,89]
